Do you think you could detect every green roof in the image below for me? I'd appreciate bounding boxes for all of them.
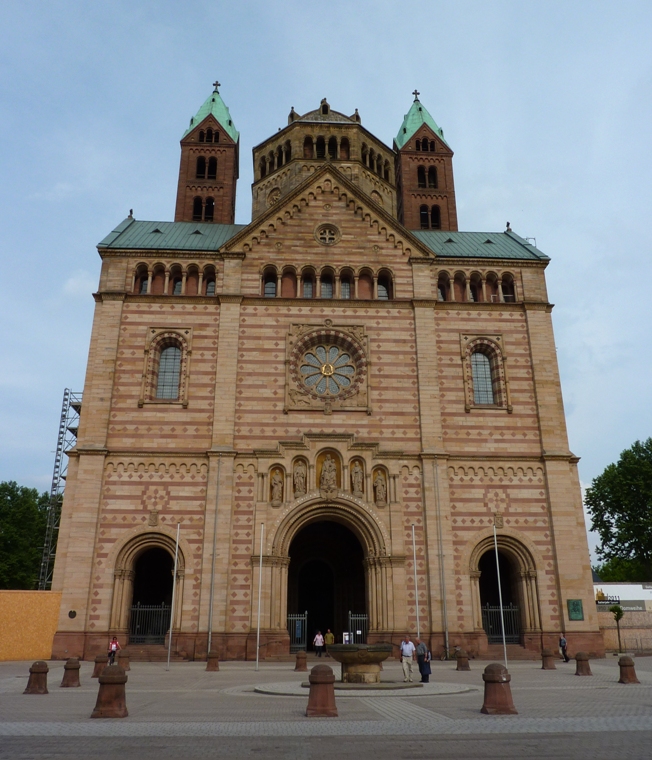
[182,86,239,142]
[395,98,449,149]
[410,230,549,260]
[98,218,245,251]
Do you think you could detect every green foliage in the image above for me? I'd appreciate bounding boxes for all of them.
[592,557,650,582]
[0,481,49,589]
[609,604,624,622]
[585,438,652,580]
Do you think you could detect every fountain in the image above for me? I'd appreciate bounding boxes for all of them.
[326,643,394,684]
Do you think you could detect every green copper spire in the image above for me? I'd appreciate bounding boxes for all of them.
[182,81,239,142]
[395,91,448,149]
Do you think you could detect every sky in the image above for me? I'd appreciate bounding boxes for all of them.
[1,0,651,561]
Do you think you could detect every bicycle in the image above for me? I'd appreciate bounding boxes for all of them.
[440,644,461,661]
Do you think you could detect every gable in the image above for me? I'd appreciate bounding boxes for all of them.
[182,115,237,146]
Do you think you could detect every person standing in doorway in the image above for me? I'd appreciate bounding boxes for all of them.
[107,636,121,666]
[559,632,570,662]
[313,630,325,657]
[400,634,416,682]
[324,628,335,656]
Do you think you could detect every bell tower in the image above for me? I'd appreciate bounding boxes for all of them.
[174,82,239,224]
[394,92,458,231]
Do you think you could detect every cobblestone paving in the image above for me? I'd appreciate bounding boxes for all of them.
[2,656,651,758]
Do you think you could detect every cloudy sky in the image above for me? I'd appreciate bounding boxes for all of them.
[1,1,651,559]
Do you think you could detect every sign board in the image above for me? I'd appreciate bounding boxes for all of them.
[567,599,584,621]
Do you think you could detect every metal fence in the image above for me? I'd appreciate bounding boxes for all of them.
[129,603,171,645]
[347,612,368,644]
[481,604,521,644]
[287,611,308,652]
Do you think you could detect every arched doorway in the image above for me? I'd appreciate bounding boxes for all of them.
[288,521,366,647]
[478,549,521,644]
[129,547,173,644]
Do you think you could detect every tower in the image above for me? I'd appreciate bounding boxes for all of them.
[394,92,458,231]
[174,82,239,224]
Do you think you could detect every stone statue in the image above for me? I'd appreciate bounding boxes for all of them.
[374,471,387,506]
[351,460,364,497]
[271,469,284,505]
[293,460,307,497]
[320,454,337,492]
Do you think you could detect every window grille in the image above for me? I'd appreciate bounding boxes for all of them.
[156,346,181,399]
[302,279,313,298]
[341,281,351,299]
[205,280,215,296]
[321,279,333,298]
[264,279,276,297]
[172,279,182,295]
[377,282,389,300]
[471,352,494,404]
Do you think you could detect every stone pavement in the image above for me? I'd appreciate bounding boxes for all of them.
[1,655,651,758]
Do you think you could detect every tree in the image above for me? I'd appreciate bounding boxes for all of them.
[592,557,650,583]
[585,438,652,581]
[609,604,624,653]
[0,481,49,589]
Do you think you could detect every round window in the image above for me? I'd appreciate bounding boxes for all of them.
[299,344,356,397]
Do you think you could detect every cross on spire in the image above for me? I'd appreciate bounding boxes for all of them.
[412,89,420,101]
[213,80,221,92]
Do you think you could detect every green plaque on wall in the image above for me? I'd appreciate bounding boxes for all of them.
[567,599,584,621]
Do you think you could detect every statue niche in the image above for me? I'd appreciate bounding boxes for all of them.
[293,460,307,498]
[318,452,339,499]
[270,468,284,507]
[373,469,387,507]
[350,459,364,498]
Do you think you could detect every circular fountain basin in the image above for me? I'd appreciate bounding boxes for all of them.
[327,643,394,684]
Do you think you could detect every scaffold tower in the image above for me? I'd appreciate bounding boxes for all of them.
[38,388,82,590]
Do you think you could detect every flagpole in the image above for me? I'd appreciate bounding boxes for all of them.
[255,523,264,672]
[493,522,508,668]
[167,521,181,671]
[412,524,420,638]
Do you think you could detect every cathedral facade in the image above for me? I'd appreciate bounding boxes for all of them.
[51,86,603,660]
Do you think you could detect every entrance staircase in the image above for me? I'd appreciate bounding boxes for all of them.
[483,643,539,661]
[125,645,187,662]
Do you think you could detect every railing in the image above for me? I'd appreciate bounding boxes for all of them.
[481,603,521,644]
[347,612,368,644]
[287,611,308,653]
[129,603,171,645]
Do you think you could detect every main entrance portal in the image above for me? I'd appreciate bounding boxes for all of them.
[479,549,522,644]
[288,521,366,646]
[129,547,173,645]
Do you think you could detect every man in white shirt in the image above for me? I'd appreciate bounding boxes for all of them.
[399,634,416,681]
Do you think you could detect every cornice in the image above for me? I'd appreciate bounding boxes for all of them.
[99,249,222,260]
[218,294,243,304]
[94,291,126,303]
[523,301,554,312]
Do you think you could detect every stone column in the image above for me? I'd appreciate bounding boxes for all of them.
[164,270,170,295]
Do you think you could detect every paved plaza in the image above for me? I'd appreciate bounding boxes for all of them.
[1,655,651,759]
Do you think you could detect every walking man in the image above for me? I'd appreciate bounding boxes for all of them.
[559,632,570,662]
[400,634,416,682]
[324,628,334,656]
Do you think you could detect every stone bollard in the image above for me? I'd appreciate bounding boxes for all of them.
[306,664,338,717]
[618,655,640,684]
[91,664,128,718]
[541,648,557,670]
[117,651,130,672]
[456,649,471,671]
[24,661,49,695]
[295,650,308,672]
[481,663,518,715]
[92,654,107,678]
[206,651,220,671]
[60,658,81,687]
[575,651,592,676]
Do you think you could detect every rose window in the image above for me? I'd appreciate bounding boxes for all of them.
[299,345,356,396]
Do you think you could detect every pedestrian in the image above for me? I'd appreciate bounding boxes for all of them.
[415,637,428,682]
[107,636,121,665]
[324,628,334,656]
[559,632,570,662]
[313,630,325,657]
[421,646,432,684]
[400,634,416,682]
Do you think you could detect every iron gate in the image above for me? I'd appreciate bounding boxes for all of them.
[347,612,368,644]
[481,603,521,644]
[287,611,308,652]
[129,602,171,645]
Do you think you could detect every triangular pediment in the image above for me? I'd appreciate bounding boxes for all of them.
[403,124,453,155]
[220,163,435,260]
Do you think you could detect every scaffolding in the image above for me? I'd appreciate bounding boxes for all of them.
[38,389,82,590]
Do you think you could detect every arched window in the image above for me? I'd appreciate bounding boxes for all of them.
[139,278,148,294]
[420,205,429,229]
[268,152,275,172]
[502,275,516,302]
[471,352,495,404]
[377,273,392,300]
[303,136,314,159]
[340,271,352,299]
[196,157,206,179]
[470,275,483,303]
[384,161,390,182]
[328,136,337,159]
[260,158,267,178]
[156,345,182,399]
[205,279,216,296]
[263,269,277,298]
[417,166,426,187]
[316,137,325,158]
[276,147,283,167]
[199,131,205,143]
[206,128,213,142]
[358,271,373,299]
[421,139,429,152]
[340,138,350,160]
[192,197,202,221]
[302,272,314,298]
[281,269,297,298]
[431,205,441,229]
[437,274,450,302]
[213,130,219,143]
[171,277,182,295]
[320,272,333,298]
[361,144,368,166]
[416,139,421,151]
[204,197,215,222]
[284,141,292,162]
[207,157,217,180]
[428,166,437,188]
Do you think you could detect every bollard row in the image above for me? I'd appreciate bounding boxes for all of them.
[481,663,518,715]
[60,658,81,687]
[306,664,338,717]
